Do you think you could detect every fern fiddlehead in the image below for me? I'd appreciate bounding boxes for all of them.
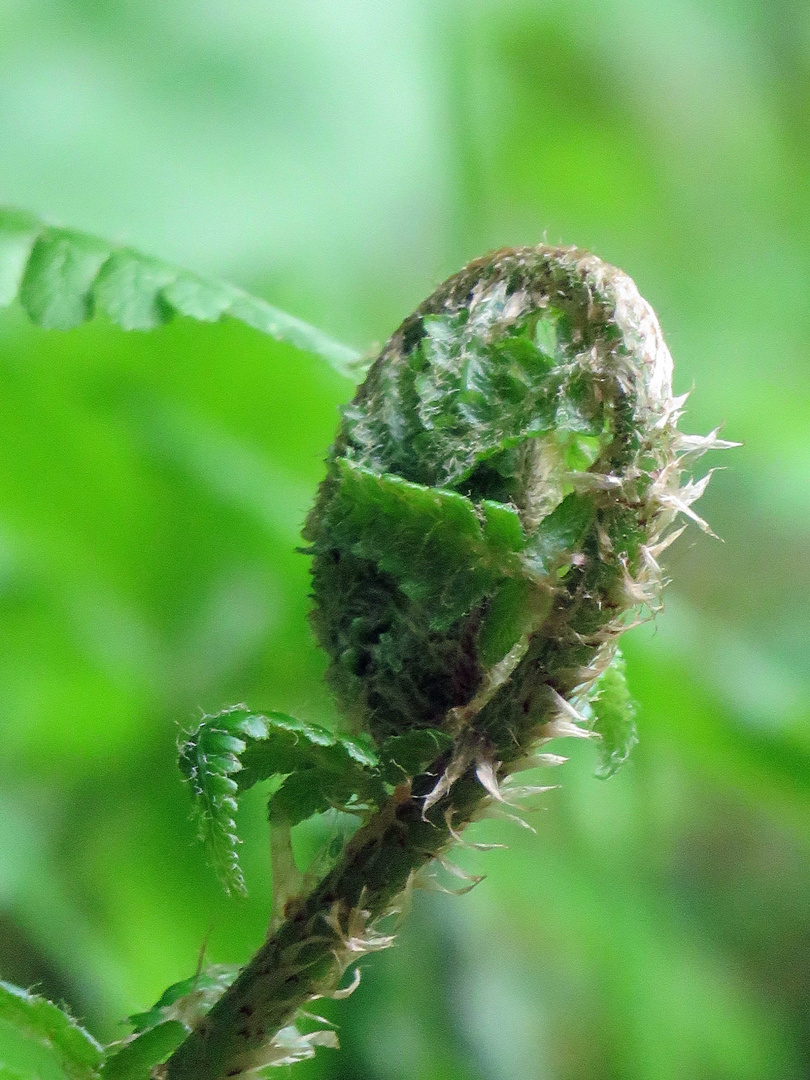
[163,245,728,1080]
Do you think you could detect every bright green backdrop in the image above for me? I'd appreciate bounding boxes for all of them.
[0,2,808,1078]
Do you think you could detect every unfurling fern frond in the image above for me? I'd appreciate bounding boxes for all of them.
[178,708,385,895]
[0,216,734,1079]
[166,245,735,1080]
[179,706,456,895]
[0,208,362,377]
[178,708,268,896]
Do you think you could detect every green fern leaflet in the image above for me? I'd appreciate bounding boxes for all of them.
[0,208,363,378]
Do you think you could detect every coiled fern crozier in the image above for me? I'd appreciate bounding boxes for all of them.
[0,212,732,1080]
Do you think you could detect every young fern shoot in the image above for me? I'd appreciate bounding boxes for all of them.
[0,211,733,1080]
[163,246,732,1079]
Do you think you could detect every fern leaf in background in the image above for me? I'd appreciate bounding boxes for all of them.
[0,209,362,378]
[0,982,102,1080]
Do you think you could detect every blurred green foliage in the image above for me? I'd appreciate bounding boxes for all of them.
[0,1,808,1078]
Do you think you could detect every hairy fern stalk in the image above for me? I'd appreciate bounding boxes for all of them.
[161,246,728,1080]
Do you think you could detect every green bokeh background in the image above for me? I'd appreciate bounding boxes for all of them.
[0,2,808,1078]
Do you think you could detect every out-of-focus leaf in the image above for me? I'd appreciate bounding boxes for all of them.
[20,228,110,330]
[0,209,42,307]
[0,981,102,1080]
[0,208,361,377]
[0,1065,26,1080]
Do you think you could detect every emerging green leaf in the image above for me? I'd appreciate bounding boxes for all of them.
[340,303,605,492]
[127,968,241,1034]
[266,766,378,826]
[589,651,639,778]
[99,1023,188,1080]
[322,459,525,631]
[476,577,549,668]
[101,966,244,1080]
[178,707,260,895]
[0,207,362,378]
[0,981,102,1080]
[524,492,596,577]
[178,707,383,892]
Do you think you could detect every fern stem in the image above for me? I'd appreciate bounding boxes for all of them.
[166,584,648,1079]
